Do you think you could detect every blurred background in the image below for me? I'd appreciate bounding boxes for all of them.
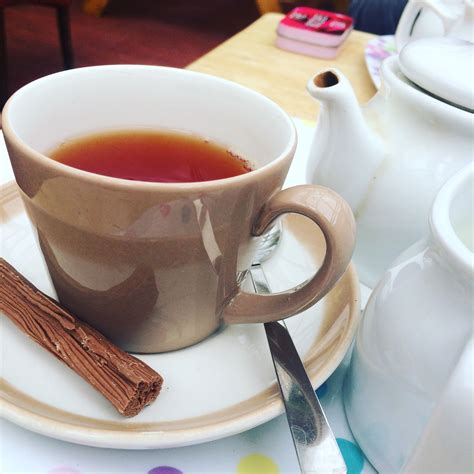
[0,0,358,102]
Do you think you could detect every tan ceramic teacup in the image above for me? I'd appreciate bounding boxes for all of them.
[3,65,356,353]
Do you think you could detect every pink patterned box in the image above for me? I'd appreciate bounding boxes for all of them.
[276,7,353,58]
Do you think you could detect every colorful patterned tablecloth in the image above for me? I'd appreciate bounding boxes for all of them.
[0,120,375,474]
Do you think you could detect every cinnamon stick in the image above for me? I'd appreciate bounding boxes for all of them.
[0,258,163,417]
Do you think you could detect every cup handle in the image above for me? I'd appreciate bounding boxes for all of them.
[222,185,356,324]
[395,0,458,50]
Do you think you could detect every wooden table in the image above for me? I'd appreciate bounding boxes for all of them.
[187,13,376,121]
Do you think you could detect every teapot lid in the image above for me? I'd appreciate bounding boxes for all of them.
[399,37,474,112]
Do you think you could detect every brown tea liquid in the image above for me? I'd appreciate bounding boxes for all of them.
[49,129,253,183]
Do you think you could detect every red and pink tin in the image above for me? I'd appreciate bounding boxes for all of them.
[276,7,353,59]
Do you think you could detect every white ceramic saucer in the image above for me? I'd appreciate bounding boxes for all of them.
[0,182,359,449]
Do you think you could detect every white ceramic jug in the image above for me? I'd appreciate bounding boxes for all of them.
[396,0,473,49]
[343,163,474,472]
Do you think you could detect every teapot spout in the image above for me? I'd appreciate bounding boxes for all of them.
[306,69,384,211]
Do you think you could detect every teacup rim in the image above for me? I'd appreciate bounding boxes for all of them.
[2,64,298,193]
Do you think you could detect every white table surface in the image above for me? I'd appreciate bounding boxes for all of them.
[0,120,374,474]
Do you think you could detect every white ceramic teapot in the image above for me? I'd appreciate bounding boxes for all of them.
[306,39,474,287]
[343,163,474,472]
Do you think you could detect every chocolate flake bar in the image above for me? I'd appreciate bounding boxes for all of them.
[0,258,163,417]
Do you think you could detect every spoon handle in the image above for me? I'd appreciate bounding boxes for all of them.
[249,263,347,474]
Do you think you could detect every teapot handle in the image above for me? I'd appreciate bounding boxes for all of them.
[395,0,459,50]
[403,337,474,472]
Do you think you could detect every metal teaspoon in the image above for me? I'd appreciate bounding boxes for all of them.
[250,225,347,474]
